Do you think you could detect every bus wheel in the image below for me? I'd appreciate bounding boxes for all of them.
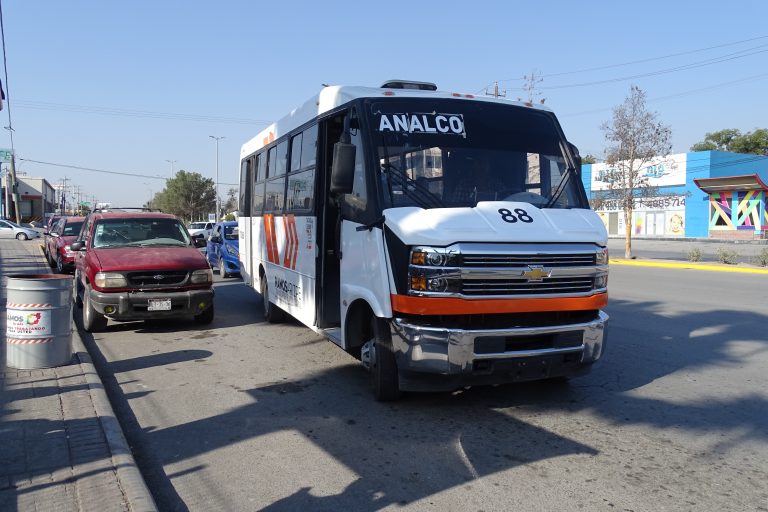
[260,275,285,323]
[367,318,401,401]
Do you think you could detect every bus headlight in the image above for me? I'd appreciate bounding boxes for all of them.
[410,248,461,267]
[409,267,461,294]
[594,273,608,289]
[595,248,609,265]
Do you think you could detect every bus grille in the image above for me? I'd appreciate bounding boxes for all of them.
[462,253,596,267]
[462,276,594,296]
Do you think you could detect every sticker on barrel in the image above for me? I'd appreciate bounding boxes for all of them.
[6,309,52,336]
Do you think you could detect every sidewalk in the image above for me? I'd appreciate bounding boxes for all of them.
[0,239,156,512]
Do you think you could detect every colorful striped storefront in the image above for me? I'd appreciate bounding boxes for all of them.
[694,175,768,239]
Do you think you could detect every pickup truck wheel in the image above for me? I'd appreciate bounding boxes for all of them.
[47,250,56,268]
[260,275,284,323]
[56,254,65,274]
[369,317,401,401]
[219,258,227,278]
[194,303,215,324]
[83,285,107,332]
[73,271,83,307]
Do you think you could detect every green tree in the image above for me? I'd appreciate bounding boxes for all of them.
[221,187,238,215]
[582,154,598,164]
[151,170,216,221]
[691,128,768,155]
[600,86,672,258]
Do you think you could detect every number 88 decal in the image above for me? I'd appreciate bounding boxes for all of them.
[498,208,533,224]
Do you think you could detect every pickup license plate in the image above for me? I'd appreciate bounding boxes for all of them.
[148,299,172,311]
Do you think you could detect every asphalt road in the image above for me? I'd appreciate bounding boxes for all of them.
[78,266,768,511]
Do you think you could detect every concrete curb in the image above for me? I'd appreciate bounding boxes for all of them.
[38,242,158,511]
[72,328,159,512]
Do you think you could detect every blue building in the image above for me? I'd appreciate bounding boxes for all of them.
[581,151,768,239]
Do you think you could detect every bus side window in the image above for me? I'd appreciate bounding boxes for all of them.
[301,124,318,169]
[343,111,367,215]
[239,157,252,216]
[290,133,302,172]
[252,153,265,214]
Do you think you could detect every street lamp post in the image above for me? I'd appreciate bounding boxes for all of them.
[165,159,177,177]
[209,136,224,220]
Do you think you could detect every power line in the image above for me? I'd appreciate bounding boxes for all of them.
[13,101,272,125]
[546,35,768,78]
[541,46,768,90]
[20,158,168,181]
[560,72,768,118]
[18,158,238,186]
[477,35,768,94]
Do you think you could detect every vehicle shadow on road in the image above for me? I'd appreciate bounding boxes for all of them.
[74,313,193,512]
[75,292,768,510]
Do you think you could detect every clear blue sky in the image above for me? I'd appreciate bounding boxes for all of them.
[3,0,768,208]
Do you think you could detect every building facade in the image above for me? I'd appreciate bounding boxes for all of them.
[581,151,768,239]
[1,174,57,223]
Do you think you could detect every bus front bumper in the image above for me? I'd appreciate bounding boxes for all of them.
[389,311,608,392]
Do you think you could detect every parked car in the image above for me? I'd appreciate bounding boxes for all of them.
[43,215,63,258]
[0,219,42,240]
[71,209,213,332]
[45,216,85,273]
[187,221,214,240]
[206,221,241,278]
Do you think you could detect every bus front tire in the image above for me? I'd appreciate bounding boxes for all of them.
[260,276,285,323]
[369,318,401,401]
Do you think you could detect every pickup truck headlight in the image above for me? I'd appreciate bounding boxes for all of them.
[225,244,239,257]
[190,268,213,284]
[94,272,127,288]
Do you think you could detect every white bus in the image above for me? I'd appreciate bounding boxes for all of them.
[238,81,609,400]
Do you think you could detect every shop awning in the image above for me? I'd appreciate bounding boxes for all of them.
[694,174,768,193]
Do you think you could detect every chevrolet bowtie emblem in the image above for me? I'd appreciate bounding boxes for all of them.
[521,265,552,282]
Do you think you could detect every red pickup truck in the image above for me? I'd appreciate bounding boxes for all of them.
[71,209,214,332]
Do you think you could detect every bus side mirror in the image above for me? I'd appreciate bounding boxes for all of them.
[567,142,582,176]
[330,142,356,194]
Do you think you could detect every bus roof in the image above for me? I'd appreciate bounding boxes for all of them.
[240,84,554,158]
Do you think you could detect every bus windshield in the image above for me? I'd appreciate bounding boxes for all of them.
[365,98,586,210]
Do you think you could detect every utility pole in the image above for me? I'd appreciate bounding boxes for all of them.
[521,70,545,105]
[485,81,506,98]
[3,126,20,222]
[209,136,224,220]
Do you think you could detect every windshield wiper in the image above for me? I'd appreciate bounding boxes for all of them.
[544,166,574,209]
[381,162,445,209]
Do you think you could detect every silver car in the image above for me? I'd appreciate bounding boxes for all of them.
[0,219,42,240]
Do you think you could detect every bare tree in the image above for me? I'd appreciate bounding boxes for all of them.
[600,86,672,258]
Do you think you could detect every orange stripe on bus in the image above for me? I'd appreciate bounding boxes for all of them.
[264,214,278,264]
[282,215,291,268]
[390,293,608,315]
[289,215,299,270]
